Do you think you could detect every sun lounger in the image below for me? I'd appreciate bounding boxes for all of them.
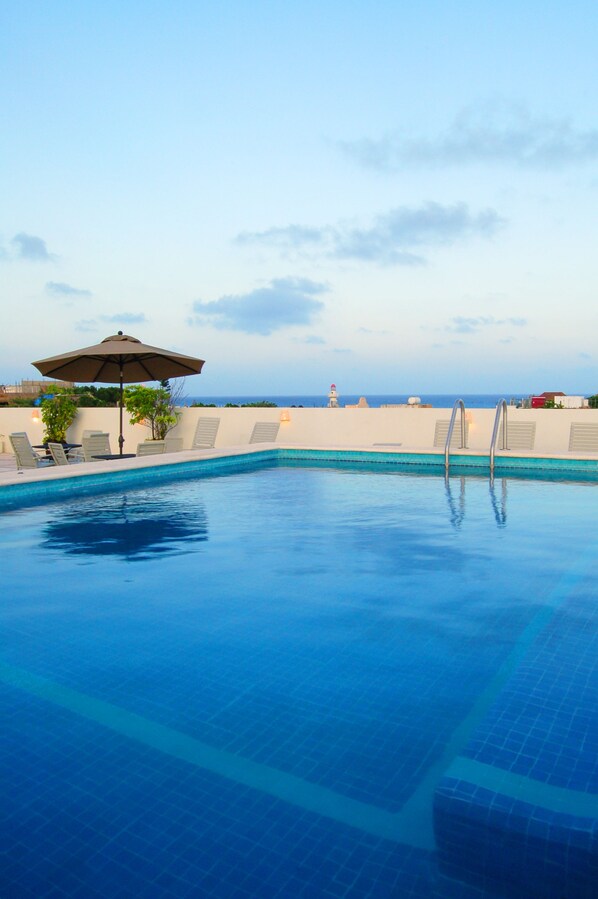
[433,420,469,449]
[82,433,112,461]
[505,422,536,450]
[136,441,166,456]
[249,422,280,444]
[568,423,598,453]
[191,417,220,449]
[66,431,102,462]
[47,442,80,465]
[9,433,55,470]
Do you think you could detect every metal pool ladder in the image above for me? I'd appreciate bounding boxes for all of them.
[444,399,467,473]
[489,398,509,474]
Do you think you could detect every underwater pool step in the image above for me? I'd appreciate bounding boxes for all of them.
[434,760,597,898]
[433,579,598,897]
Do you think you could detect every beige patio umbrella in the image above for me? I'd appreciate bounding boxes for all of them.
[32,331,204,454]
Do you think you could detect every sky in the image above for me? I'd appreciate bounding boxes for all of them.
[1,1,598,396]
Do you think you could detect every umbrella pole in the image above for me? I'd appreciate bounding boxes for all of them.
[118,367,124,455]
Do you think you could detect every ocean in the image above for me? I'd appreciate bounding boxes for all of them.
[182,393,528,409]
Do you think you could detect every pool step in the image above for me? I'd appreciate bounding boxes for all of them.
[433,589,598,897]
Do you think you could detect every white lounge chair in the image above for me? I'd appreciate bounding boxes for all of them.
[505,422,536,451]
[66,431,103,462]
[9,433,55,470]
[192,417,220,449]
[569,423,598,453]
[249,422,280,444]
[82,433,112,461]
[47,442,79,465]
[433,420,469,449]
[136,441,166,456]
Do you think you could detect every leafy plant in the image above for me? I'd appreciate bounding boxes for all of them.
[123,384,180,440]
[41,390,79,443]
[588,394,598,408]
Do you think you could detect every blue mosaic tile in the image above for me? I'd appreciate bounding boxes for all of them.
[433,558,598,896]
[2,464,598,896]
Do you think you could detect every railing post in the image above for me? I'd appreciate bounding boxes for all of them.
[490,399,508,474]
[445,399,466,473]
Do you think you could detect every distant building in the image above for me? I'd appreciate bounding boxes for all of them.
[531,392,588,409]
[0,379,73,404]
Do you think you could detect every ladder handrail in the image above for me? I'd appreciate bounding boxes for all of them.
[489,399,509,474]
[444,399,466,472]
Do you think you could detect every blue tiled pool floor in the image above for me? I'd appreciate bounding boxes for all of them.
[1,464,597,896]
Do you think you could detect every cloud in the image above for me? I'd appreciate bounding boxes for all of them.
[579,352,592,360]
[445,315,527,334]
[100,313,147,325]
[189,277,327,335]
[75,319,98,333]
[46,281,92,298]
[293,335,326,345]
[12,232,54,261]
[237,224,325,249]
[340,101,598,171]
[236,202,504,266]
[358,326,389,335]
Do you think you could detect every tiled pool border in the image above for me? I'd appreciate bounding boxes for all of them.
[2,447,598,512]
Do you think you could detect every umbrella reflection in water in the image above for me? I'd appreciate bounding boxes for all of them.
[42,492,208,560]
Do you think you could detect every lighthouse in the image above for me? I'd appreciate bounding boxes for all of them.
[327,383,339,408]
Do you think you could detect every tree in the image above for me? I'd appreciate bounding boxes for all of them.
[71,385,121,407]
[123,385,180,440]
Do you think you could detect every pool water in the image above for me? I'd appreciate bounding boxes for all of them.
[1,463,597,897]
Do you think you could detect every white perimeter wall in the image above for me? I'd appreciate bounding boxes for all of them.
[2,405,598,455]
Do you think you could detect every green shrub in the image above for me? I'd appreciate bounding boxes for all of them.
[41,390,79,443]
[123,385,179,440]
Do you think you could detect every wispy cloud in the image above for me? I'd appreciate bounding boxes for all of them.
[11,232,55,261]
[236,202,504,267]
[75,319,98,333]
[100,313,147,325]
[445,315,527,334]
[293,335,327,345]
[189,277,327,335]
[46,281,92,298]
[340,101,598,171]
[358,326,390,335]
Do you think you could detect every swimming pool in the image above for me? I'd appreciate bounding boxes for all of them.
[1,458,596,897]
